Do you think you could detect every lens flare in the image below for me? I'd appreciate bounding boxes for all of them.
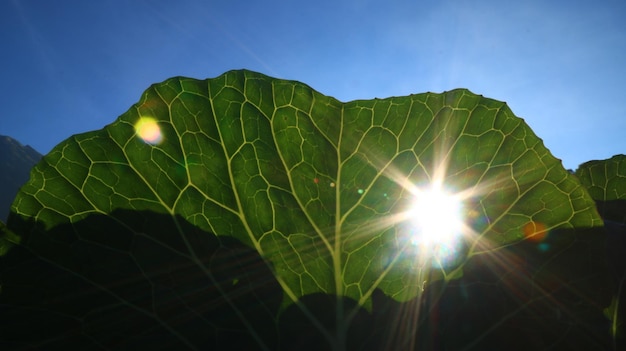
[523,221,547,242]
[135,117,162,145]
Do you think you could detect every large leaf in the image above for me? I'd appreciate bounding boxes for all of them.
[1,70,604,349]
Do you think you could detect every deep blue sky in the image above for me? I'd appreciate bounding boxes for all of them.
[1,0,625,170]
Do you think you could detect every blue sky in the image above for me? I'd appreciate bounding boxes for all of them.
[1,0,625,170]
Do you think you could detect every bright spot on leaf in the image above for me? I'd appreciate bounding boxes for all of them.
[135,117,163,145]
[407,182,465,264]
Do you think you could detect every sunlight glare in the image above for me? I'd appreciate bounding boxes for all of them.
[407,182,465,264]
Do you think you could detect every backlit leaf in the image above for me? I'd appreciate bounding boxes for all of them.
[1,70,603,349]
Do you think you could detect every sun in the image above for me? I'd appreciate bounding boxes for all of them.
[406,182,465,263]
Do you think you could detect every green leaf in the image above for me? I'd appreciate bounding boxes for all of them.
[605,295,624,339]
[3,70,603,349]
[576,154,626,224]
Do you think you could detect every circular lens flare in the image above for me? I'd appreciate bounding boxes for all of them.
[135,117,162,145]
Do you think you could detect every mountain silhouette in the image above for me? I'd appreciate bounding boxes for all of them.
[0,135,41,221]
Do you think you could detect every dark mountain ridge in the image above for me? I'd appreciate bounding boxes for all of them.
[0,135,42,221]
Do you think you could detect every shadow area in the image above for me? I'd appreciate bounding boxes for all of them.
[598,199,626,351]
[278,225,615,350]
[0,209,620,350]
[412,225,614,350]
[0,210,283,350]
[596,199,626,226]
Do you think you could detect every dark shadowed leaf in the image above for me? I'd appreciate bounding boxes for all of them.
[576,154,626,348]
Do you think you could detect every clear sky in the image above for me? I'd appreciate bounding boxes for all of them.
[1,0,625,170]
